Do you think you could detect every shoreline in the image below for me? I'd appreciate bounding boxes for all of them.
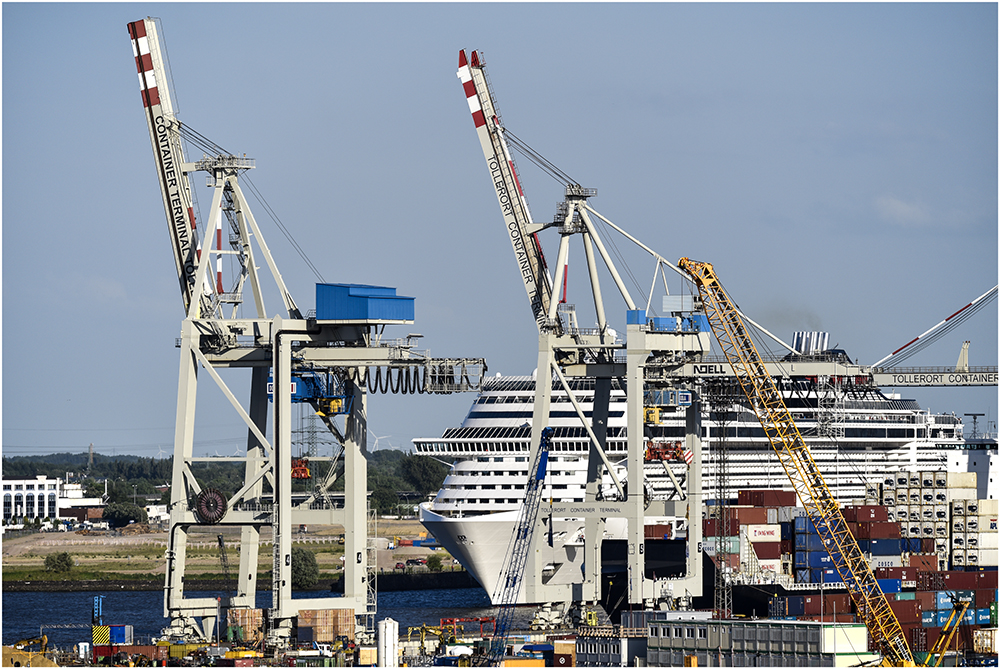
[2,570,482,593]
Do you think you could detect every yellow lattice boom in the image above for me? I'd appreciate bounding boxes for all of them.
[678,257,913,667]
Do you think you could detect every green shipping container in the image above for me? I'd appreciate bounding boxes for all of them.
[895,592,916,600]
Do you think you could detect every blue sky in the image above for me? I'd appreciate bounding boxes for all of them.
[3,3,997,460]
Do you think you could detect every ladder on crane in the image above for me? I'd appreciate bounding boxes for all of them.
[483,426,553,667]
[678,257,914,667]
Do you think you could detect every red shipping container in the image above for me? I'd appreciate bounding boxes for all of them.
[824,593,851,615]
[939,571,978,590]
[753,542,781,560]
[703,519,737,537]
[887,599,922,623]
[857,521,901,539]
[730,507,768,525]
[975,588,997,608]
[797,614,857,623]
[737,489,796,507]
[915,591,936,611]
[644,524,672,538]
[977,571,999,589]
[910,627,928,652]
[843,505,889,522]
[876,567,915,582]
[909,555,938,572]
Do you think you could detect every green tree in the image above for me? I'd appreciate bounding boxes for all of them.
[45,552,74,573]
[291,547,319,589]
[370,487,399,515]
[102,502,148,528]
[400,455,449,494]
[426,554,443,572]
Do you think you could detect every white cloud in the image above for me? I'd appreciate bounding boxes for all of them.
[875,195,931,227]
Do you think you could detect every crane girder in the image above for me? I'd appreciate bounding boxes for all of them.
[678,257,914,667]
[458,50,554,331]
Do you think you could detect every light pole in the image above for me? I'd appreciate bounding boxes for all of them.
[132,484,137,506]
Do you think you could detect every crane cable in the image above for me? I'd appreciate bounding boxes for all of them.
[874,285,997,368]
[176,122,326,285]
[504,130,653,312]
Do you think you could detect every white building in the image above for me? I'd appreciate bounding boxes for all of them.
[2,475,103,524]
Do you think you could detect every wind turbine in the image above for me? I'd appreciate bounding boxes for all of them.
[368,433,392,452]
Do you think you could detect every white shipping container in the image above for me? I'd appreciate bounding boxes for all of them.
[984,516,999,533]
[952,519,966,533]
[870,555,904,568]
[977,531,998,549]
[757,559,781,572]
[744,524,781,542]
[978,499,998,515]
[952,549,966,566]
[934,521,948,538]
[766,508,778,525]
[778,506,804,522]
[979,547,999,566]
[934,471,949,488]
[908,489,921,505]
[908,473,921,488]
[921,506,935,521]
[934,504,948,521]
[920,471,935,488]
[966,549,979,565]
[944,472,978,488]
[951,501,966,516]
[952,534,967,548]
[946,488,977,502]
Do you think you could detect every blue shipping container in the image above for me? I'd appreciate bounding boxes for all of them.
[807,551,833,568]
[795,534,826,552]
[785,596,805,616]
[921,611,936,627]
[868,539,902,556]
[794,569,810,584]
[315,283,414,322]
[977,608,992,625]
[935,610,951,627]
[906,538,923,553]
[793,516,812,534]
[877,579,902,594]
[780,522,793,541]
[935,590,975,609]
[811,568,842,584]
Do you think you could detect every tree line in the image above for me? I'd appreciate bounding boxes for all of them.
[2,449,450,515]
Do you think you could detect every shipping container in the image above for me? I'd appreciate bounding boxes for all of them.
[744,524,781,542]
[793,516,820,535]
[980,532,999,550]
[794,533,826,552]
[887,599,921,622]
[810,567,841,584]
[843,505,889,523]
[978,499,999,515]
[921,611,936,627]
[753,542,781,560]
[977,571,999,589]
[857,522,902,540]
[878,579,903,595]
[736,489,796,507]
[870,555,904,569]
[868,539,903,556]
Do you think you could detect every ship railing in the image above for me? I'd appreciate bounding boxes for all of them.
[871,365,997,375]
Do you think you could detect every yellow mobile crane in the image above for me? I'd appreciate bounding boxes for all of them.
[678,258,914,667]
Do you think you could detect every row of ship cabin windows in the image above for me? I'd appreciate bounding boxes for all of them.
[3,492,58,520]
[2,483,57,491]
[649,626,708,639]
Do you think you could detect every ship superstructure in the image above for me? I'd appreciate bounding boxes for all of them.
[416,365,968,601]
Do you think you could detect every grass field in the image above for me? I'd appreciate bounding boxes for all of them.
[2,519,441,583]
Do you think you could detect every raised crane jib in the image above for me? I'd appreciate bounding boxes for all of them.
[677,257,915,668]
[458,50,555,332]
[128,18,205,316]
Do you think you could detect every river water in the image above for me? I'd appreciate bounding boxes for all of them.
[1,587,514,650]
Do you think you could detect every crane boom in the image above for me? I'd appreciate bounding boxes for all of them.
[677,257,913,667]
[458,50,554,330]
[127,18,208,316]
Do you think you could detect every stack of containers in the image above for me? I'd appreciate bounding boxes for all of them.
[844,505,905,570]
[912,569,997,653]
[792,515,839,584]
[938,471,977,569]
[228,608,265,647]
[297,608,355,643]
[743,523,782,573]
[960,498,998,569]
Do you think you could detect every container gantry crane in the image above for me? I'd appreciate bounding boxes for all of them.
[678,257,913,667]
[128,18,486,646]
[458,49,709,619]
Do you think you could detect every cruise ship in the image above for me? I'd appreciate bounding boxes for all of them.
[415,344,972,602]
